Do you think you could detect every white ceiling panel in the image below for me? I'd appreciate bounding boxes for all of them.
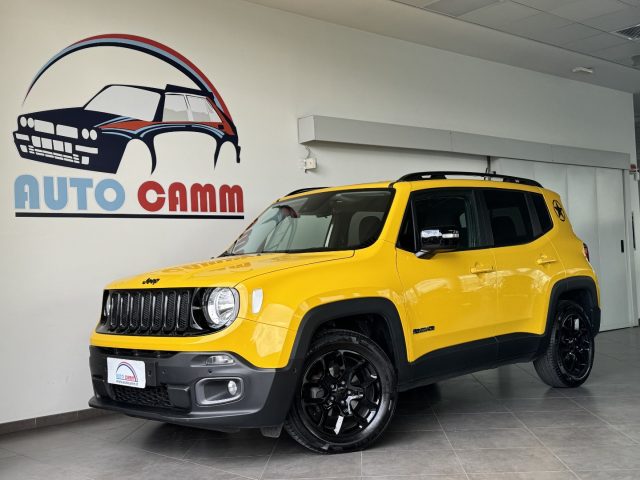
[460,1,539,28]
[500,12,573,36]
[581,7,640,31]
[247,0,640,92]
[563,32,629,53]
[425,0,499,17]
[536,22,602,44]
[514,0,581,9]
[596,40,640,59]
[549,0,628,22]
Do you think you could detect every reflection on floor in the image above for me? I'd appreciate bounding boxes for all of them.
[1,327,640,480]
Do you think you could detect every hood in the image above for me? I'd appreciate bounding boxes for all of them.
[107,251,354,290]
[25,107,125,129]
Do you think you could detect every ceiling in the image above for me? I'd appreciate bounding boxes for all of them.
[246,0,640,92]
[394,0,640,68]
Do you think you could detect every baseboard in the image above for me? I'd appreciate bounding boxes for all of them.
[0,408,115,436]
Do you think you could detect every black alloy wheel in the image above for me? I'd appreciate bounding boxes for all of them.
[534,299,595,388]
[285,329,397,453]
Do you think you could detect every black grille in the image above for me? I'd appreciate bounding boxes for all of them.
[111,385,172,409]
[97,289,209,336]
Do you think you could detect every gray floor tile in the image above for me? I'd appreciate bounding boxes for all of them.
[437,412,521,430]
[387,413,442,432]
[447,428,541,449]
[119,422,203,459]
[0,425,103,458]
[565,383,640,397]
[501,397,584,413]
[396,401,434,415]
[571,395,640,424]
[185,431,277,458]
[62,413,146,442]
[469,473,577,480]
[553,445,640,471]
[614,424,640,443]
[185,454,270,479]
[0,448,16,459]
[456,447,567,474]
[264,452,362,479]
[532,426,636,447]
[576,471,640,479]
[363,476,467,480]
[515,410,606,428]
[370,429,452,451]
[362,449,464,476]
[0,455,92,480]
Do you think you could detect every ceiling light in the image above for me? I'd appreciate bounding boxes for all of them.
[571,67,594,75]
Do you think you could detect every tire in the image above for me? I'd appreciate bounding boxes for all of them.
[534,299,595,388]
[284,329,397,453]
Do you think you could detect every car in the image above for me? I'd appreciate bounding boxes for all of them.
[13,84,240,173]
[88,171,600,453]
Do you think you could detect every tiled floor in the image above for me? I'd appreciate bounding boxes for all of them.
[1,327,640,480]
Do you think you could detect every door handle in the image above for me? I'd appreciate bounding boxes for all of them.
[536,255,558,265]
[470,265,495,274]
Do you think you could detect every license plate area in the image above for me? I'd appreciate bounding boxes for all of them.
[107,358,147,389]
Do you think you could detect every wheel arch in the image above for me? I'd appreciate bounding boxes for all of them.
[287,297,410,384]
[538,276,601,356]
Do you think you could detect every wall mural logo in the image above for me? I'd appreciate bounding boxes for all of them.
[13,34,244,219]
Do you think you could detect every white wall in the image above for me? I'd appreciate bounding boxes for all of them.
[0,0,638,423]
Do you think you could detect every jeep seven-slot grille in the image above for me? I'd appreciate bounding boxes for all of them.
[111,384,172,409]
[97,289,208,336]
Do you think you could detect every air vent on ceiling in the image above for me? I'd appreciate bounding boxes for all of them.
[614,24,640,40]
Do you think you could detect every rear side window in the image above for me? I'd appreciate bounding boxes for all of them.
[483,189,534,247]
[531,193,553,234]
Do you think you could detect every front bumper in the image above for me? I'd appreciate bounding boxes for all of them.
[88,346,297,430]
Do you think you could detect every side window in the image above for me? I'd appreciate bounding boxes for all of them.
[163,94,190,121]
[530,193,553,234]
[412,190,479,250]
[187,95,222,123]
[483,189,534,247]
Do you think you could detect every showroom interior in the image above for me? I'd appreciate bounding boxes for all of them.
[2,0,640,478]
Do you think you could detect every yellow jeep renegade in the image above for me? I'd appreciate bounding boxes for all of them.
[89,171,600,453]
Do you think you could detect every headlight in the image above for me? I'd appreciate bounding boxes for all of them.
[202,287,239,329]
[81,128,89,139]
[27,117,34,128]
[19,116,27,127]
[90,129,98,140]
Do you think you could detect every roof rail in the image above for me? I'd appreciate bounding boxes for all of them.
[396,171,542,187]
[286,187,328,196]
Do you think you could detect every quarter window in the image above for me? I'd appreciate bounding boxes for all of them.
[483,189,534,247]
[163,94,190,121]
[187,95,222,123]
[531,193,553,234]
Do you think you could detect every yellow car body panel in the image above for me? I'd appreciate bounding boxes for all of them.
[90,179,598,373]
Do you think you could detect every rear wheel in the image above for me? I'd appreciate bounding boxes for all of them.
[534,300,595,388]
[284,329,397,453]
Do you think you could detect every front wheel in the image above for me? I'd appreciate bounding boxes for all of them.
[284,329,397,453]
[534,300,595,388]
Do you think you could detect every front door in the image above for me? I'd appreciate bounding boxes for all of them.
[396,188,498,375]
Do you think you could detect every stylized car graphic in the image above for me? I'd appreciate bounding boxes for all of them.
[13,83,240,174]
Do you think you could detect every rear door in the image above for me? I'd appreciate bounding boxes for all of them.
[396,188,498,373]
[481,187,565,361]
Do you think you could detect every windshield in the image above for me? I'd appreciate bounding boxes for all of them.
[84,86,161,121]
[227,189,393,255]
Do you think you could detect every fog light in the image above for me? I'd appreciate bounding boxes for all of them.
[205,354,234,366]
[227,380,238,396]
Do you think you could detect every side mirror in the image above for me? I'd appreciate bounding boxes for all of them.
[417,227,460,258]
